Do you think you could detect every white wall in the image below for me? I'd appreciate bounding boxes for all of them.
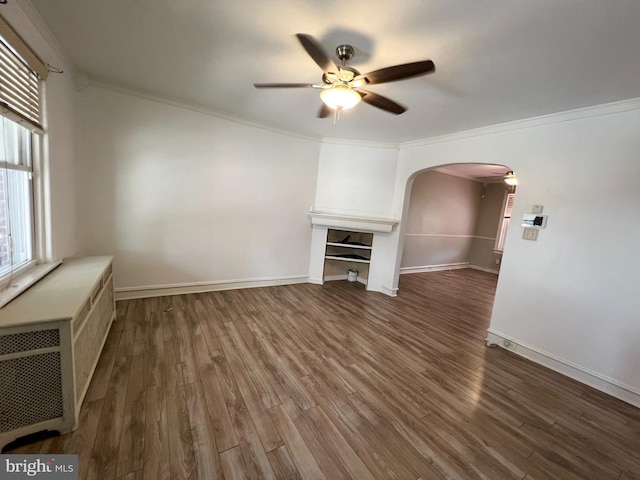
[401,170,482,269]
[75,86,320,293]
[467,182,507,272]
[310,141,399,293]
[314,141,398,216]
[44,64,80,260]
[488,107,640,401]
[369,100,640,400]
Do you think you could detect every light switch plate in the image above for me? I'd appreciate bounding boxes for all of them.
[523,228,538,241]
[532,204,544,214]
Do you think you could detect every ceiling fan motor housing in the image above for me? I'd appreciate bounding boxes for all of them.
[336,44,354,64]
[323,66,359,85]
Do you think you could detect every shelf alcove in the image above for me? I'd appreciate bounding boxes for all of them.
[308,210,398,290]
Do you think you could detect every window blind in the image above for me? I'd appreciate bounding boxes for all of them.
[0,15,46,132]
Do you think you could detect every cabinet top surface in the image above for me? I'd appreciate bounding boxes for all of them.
[0,256,113,328]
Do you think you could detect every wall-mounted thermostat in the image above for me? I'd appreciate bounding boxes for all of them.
[522,214,548,228]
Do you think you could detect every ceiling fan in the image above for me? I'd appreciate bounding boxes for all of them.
[254,34,435,118]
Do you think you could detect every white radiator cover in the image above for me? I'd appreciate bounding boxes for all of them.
[0,256,115,450]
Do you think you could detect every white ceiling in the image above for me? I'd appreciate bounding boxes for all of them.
[29,0,640,144]
[434,164,512,182]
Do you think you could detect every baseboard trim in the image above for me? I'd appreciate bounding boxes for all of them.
[400,262,469,274]
[469,265,500,275]
[378,285,398,297]
[115,275,309,300]
[486,330,640,408]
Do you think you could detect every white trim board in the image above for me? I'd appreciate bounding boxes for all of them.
[0,261,62,309]
[486,330,640,409]
[400,262,469,274]
[379,285,398,297]
[404,234,495,241]
[85,77,321,143]
[85,79,640,149]
[468,265,499,275]
[115,275,309,300]
[401,97,640,149]
[308,210,398,233]
[324,274,368,286]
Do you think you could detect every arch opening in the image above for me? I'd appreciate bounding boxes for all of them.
[392,162,517,292]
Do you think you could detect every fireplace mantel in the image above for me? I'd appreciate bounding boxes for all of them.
[308,210,398,233]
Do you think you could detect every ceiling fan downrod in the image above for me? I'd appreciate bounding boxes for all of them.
[335,44,354,67]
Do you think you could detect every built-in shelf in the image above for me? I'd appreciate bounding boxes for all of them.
[325,255,370,264]
[326,242,373,250]
[323,229,374,282]
[308,211,397,289]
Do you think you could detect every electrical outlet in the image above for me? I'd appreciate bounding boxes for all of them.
[532,204,544,214]
[523,228,538,241]
[503,339,516,350]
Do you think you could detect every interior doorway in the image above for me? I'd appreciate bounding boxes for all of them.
[398,163,516,278]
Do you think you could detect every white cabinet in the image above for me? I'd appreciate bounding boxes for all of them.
[0,256,115,450]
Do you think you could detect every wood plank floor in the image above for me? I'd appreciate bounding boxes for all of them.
[7,269,640,479]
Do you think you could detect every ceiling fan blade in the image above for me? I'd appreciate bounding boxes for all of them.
[295,34,338,74]
[355,60,435,85]
[317,103,332,118]
[359,90,406,115]
[253,83,315,88]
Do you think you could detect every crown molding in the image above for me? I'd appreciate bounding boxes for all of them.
[84,74,323,143]
[400,97,640,150]
[67,70,640,151]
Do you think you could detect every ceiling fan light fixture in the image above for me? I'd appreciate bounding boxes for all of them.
[320,85,361,110]
[504,171,518,186]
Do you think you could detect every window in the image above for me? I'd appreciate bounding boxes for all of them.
[0,17,51,305]
[496,192,515,251]
[0,117,35,281]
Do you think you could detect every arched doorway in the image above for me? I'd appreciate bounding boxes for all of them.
[392,163,517,291]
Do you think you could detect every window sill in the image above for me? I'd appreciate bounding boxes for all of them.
[0,261,62,308]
